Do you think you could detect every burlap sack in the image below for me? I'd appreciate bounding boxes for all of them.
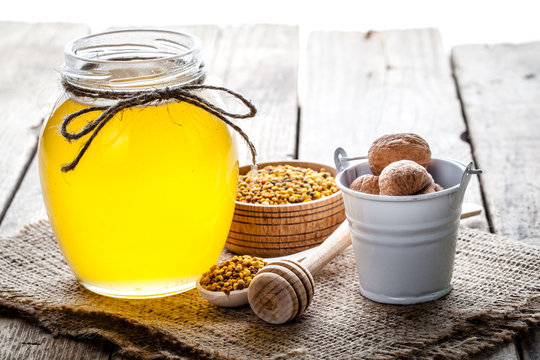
[0,221,539,359]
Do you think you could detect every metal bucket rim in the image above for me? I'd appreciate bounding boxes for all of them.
[336,157,467,202]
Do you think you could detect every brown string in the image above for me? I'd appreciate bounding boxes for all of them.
[60,78,257,172]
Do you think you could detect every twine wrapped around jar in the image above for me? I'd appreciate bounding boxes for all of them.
[60,78,257,172]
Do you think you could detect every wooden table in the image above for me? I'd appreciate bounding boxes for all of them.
[0,22,538,359]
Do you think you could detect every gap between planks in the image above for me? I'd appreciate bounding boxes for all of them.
[298,28,520,360]
[452,42,540,246]
[452,40,540,360]
[0,137,38,227]
[450,57,496,234]
[0,21,108,360]
[298,28,489,232]
[0,22,87,230]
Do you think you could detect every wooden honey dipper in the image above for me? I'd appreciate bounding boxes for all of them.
[246,204,482,324]
[247,221,351,324]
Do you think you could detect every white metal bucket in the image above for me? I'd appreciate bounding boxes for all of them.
[334,148,481,305]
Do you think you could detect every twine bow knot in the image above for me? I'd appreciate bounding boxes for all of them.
[60,79,257,172]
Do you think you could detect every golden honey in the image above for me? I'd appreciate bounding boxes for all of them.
[39,98,238,297]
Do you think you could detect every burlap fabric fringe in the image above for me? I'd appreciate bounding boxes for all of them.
[0,221,539,359]
[60,78,258,172]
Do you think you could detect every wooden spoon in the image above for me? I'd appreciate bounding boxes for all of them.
[196,280,249,307]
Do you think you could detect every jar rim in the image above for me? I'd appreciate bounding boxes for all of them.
[62,28,206,93]
[64,28,201,65]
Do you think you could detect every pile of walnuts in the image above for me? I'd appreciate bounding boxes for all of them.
[350,133,443,196]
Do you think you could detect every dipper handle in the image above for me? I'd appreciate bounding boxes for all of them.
[300,221,351,275]
[248,204,483,325]
[248,222,351,325]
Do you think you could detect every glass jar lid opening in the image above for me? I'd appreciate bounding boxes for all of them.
[63,29,205,91]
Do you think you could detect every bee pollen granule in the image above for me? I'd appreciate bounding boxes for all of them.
[200,255,267,295]
[237,164,339,205]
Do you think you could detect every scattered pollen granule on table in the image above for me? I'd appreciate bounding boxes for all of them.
[200,255,267,295]
[237,164,339,205]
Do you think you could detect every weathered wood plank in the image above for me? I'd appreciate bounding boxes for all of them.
[1,24,299,234]
[0,27,217,360]
[172,25,299,164]
[0,24,219,360]
[0,310,111,360]
[0,22,88,224]
[0,23,299,360]
[0,20,121,360]
[452,40,540,360]
[0,158,44,235]
[0,25,220,234]
[210,24,299,164]
[112,23,299,360]
[300,29,520,360]
[452,42,540,246]
[300,29,489,232]
[115,24,299,360]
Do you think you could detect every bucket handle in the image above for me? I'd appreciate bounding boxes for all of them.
[452,162,482,210]
[334,147,367,173]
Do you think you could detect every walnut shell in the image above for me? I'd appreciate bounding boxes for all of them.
[420,182,444,194]
[379,160,434,196]
[350,174,380,195]
[368,133,431,175]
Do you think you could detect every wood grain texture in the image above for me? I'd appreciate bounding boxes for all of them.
[173,24,299,165]
[248,271,299,324]
[0,158,44,236]
[0,22,88,224]
[226,161,345,257]
[299,29,488,232]
[452,39,540,360]
[1,23,536,360]
[176,26,302,257]
[256,263,309,319]
[0,23,300,360]
[452,42,540,246]
[299,29,517,360]
[0,310,111,360]
[300,221,350,274]
[0,21,113,360]
[211,25,300,165]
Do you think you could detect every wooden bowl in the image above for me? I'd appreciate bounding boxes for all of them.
[225,160,346,257]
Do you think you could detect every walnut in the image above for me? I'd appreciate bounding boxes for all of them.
[368,133,431,175]
[350,174,380,195]
[379,160,434,196]
[419,182,444,194]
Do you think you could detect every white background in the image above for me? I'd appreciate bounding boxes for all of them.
[2,0,540,51]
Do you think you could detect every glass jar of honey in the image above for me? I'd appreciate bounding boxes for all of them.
[39,29,245,298]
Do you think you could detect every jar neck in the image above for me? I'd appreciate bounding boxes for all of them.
[63,29,205,93]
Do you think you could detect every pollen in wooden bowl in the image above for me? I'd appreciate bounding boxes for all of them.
[226,161,346,257]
